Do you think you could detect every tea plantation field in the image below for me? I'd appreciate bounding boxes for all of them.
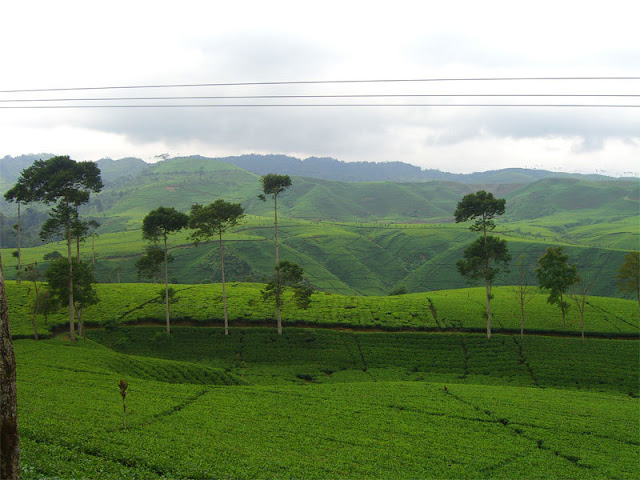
[13,329,640,479]
[5,281,638,339]
[7,280,639,478]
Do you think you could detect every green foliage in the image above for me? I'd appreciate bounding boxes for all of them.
[12,330,640,479]
[388,285,408,296]
[536,246,579,321]
[262,260,313,310]
[617,251,639,297]
[43,251,62,261]
[141,206,189,243]
[455,190,506,234]
[188,200,244,244]
[259,173,292,198]
[456,236,511,284]
[45,258,98,310]
[134,246,169,283]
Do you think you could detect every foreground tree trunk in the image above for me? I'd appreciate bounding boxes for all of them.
[1,251,21,479]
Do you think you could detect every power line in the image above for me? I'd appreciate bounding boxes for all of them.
[2,103,639,109]
[2,94,639,103]
[1,76,638,93]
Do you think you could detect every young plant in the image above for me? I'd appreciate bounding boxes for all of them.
[118,378,128,428]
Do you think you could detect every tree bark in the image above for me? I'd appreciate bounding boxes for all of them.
[219,232,228,335]
[1,251,21,480]
[164,234,170,335]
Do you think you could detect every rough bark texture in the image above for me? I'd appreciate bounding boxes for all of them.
[1,251,21,479]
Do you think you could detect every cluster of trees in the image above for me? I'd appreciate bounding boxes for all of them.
[454,191,639,341]
[135,173,311,336]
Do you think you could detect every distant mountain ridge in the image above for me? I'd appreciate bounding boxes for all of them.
[0,153,628,188]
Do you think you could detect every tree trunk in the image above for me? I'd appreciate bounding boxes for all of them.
[1,251,21,480]
[485,280,492,340]
[66,205,76,342]
[16,203,21,286]
[560,292,566,328]
[219,232,229,336]
[164,234,170,335]
[274,195,282,335]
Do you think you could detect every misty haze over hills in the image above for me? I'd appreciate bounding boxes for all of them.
[0,153,630,188]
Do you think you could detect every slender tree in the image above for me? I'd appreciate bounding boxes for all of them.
[455,190,510,339]
[258,174,292,334]
[262,260,313,332]
[11,156,102,342]
[536,246,579,328]
[189,200,245,335]
[46,258,99,341]
[24,262,42,340]
[570,276,591,344]
[4,182,33,286]
[141,206,189,334]
[0,250,21,479]
[512,256,536,339]
[616,251,639,321]
[88,220,100,266]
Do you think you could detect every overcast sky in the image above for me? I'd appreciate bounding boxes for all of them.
[1,0,638,176]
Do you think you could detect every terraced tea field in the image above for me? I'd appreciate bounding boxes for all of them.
[14,329,639,479]
[6,279,639,478]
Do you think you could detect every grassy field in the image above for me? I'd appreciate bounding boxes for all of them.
[13,328,640,479]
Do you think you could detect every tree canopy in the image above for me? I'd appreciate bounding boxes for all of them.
[188,200,245,243]
[454,190,506,235]
[142,206,189,243]
[536,246,579,327]
[259,174,292,199]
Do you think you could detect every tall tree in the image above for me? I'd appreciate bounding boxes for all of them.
[87,220,101,266]
[536,246,578,328]
[454,190,510,339]
[11,156,102,342]
[258,174,292,334]
[616,251,639,321]
[189,200,245,336]
[141,206,189,334]
[262,260,313,332]
[0,251,21,479]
